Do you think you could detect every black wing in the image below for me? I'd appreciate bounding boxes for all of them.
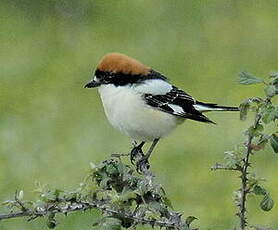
[143,86,215,124]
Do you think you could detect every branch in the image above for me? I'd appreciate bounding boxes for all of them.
[213,71,277,230]
[0,200,189,229]
[0,155,195,230]
[238,113,262,230]
[211,163,241,171]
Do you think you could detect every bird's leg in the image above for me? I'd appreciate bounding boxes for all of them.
[145,138,160,160]
[130,141,145,164]
[137,138,159,173]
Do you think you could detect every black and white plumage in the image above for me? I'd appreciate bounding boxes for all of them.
[144,84,213,124]
[85,53,239,162]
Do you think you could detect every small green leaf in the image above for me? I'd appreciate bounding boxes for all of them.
[163,196,173,209]
[239,72,263,85]
[106,164,119,176]
[239,101,250,120]
[47,213,57,229]
[97,217,122,230]
[262,113,274,124]
[253,185,267,195]
[185,216,197,226]
[92,218,102,227]
[90,162,97,170]
[260,194,274,211]
[239,97,263,120]
[99,177,110,188]
[17,190,24,200]
[261,105,278,124]
[270,134,278,153]
[247,124,264,137]
[270,72,278,78]
[256,135,269,149]
[272,77,278,86]
[144,209,160,220]
[264,85,277,97]
[46,220,57,229]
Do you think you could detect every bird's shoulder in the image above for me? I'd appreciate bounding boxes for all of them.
[133,70,191,97]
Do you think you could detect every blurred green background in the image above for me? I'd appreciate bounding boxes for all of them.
[0,1,277,229]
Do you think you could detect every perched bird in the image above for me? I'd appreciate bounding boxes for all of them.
[85,53,238,169]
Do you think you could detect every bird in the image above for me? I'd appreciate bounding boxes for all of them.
[84,53,238,170]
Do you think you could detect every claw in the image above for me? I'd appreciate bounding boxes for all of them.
[130,145,143,164]
[130,141,145,165]
[136,156,150,173]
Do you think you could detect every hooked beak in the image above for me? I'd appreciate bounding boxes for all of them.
[84,79,101,88]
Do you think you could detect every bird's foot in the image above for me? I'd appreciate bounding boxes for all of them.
[136,156,150,173]
[130,145,144,165]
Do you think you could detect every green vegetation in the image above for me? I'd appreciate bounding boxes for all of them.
[0,1,277,229]
[213,72,277,229]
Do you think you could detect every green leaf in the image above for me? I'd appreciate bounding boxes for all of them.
[185,216,198,226]
[46,219,56,229]
[270,134,278,153]
[121,189,137,201]
[47,213,57,229]
[253,185,267,196]
[41,189,63,202]
[256,135,269,150]
[17,190,24,200]
[144,209,160,220]
[239,72,263,85]
[264,85,277,97]
[272,77,278,86]
[270,73,278,86]
[97,217,122,230]
[106,164,119,176]
[260,194,274,211]
[239,101,250,120]
[270,72,278,78]
[262,105,278,124]
[239,97,263,120]
[99,177,111,189]
[247,124,264,137]
[162,196,173,209]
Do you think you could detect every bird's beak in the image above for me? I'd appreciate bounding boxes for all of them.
[84,79,101,88]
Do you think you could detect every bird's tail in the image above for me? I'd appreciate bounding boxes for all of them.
[193,101,239,112]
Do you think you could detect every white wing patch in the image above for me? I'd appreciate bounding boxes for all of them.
[168,104,185,115]
[133,79,172,95]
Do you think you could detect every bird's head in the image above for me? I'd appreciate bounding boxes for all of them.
[84,53,151,88]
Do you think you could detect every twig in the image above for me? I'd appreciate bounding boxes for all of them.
[211,163,241,171]
[0,200,188,229]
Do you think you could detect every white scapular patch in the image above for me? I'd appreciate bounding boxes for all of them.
[168,104,185,115]
[133,79,172,95]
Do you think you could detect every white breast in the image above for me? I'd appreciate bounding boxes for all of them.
[98,84,182,141]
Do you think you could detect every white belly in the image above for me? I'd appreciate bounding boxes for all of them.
[98,85,182,141]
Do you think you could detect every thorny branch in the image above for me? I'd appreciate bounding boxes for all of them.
[238,114,262,229]
[0,153,195,230]
[0,199,189,229]
[213,72,277,230]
